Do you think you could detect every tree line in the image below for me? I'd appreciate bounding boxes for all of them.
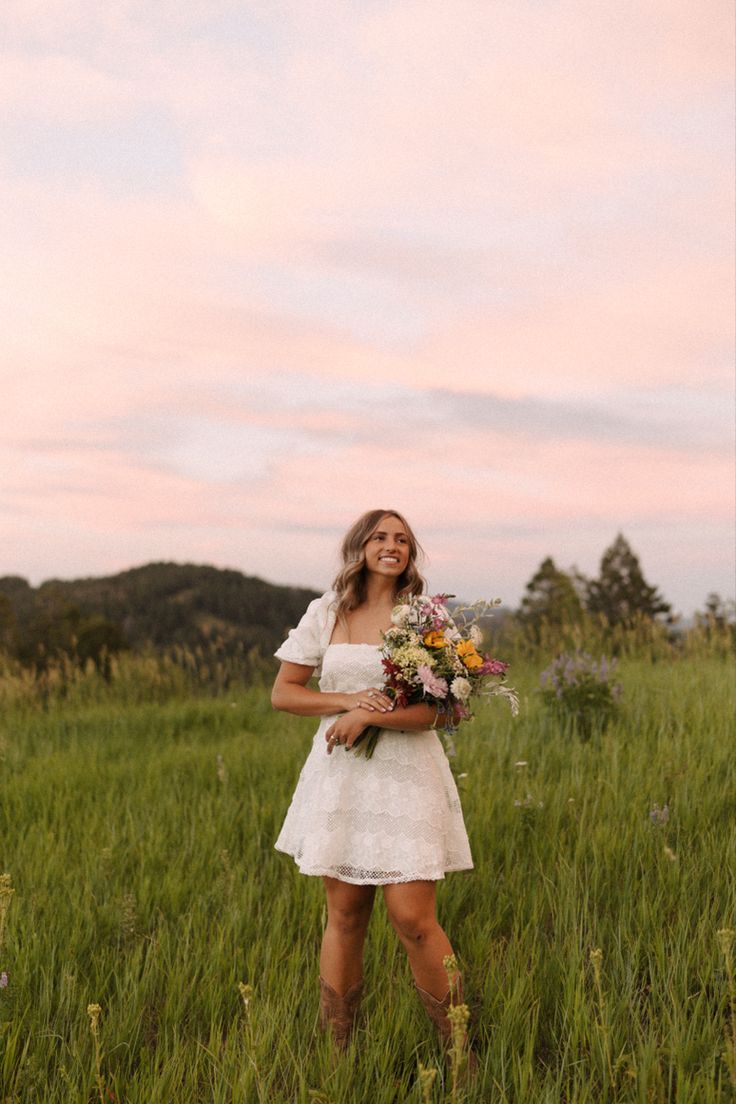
[513,532,733,645]
[0,536,732,677]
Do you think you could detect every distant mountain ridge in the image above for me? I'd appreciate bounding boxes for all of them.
[0,562,320,661]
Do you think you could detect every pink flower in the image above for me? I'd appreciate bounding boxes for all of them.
[416,665,449,698]
[480,658,509,675]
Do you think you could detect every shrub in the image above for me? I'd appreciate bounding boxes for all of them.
[539,651,621,739]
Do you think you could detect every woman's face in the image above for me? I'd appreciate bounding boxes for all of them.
[363,514,411,580]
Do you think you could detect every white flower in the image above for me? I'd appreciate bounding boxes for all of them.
[391,604,412,626]
[450,676,471,702]
[469,624,483,647]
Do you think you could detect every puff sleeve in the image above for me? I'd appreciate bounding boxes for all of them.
[274,591,337,675]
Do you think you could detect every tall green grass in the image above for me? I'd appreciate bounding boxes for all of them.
[0,654,733,1102]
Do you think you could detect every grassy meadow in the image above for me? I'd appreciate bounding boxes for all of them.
[0,645,734,1103]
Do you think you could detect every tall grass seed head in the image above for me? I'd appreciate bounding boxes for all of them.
[717,928,735,958]
[443,953,459,993]
[417,1062,438,1104]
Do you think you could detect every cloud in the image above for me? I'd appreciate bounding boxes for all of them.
[0,0,732,613]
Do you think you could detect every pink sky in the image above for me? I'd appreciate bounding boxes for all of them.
[1,1,733,615]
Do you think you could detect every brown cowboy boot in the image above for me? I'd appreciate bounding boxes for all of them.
[414,980,478,1076]
[319,976,363,1051]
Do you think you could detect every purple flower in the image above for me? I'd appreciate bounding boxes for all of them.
[649,804,670,827]
[0,972,8,988]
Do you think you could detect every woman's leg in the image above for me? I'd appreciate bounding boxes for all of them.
[320,876,376,995]
[382,881,454,999]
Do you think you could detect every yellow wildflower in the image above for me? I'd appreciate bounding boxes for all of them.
[456,640,483,669]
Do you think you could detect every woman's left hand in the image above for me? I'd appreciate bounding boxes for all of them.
[325,710,372,754]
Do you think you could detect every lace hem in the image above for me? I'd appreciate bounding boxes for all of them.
[274,847,474,885]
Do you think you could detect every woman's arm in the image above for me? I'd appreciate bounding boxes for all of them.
[271,660,393,717]
[324,701,440,751]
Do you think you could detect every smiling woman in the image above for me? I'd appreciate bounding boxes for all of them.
[270,509,475,1068]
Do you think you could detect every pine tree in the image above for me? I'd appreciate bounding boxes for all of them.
[586,534,671,625]
[518,556,584,636]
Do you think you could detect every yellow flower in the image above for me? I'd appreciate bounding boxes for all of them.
[423,631,446,648]
[456,640,483,669]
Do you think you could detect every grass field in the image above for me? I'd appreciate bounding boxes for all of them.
[0,654,734,1103]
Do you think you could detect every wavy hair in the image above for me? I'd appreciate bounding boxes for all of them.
[332,508,425,622]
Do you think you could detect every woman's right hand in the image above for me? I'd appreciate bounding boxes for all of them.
[341,688,394,713]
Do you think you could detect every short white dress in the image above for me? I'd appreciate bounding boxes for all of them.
[274,592,473,885]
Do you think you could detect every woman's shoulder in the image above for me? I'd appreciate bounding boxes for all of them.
[275,590,337,668]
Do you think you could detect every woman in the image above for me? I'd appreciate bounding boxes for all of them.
[271,509,474,1056]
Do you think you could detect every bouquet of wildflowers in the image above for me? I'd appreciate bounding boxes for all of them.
[353,593,518,758]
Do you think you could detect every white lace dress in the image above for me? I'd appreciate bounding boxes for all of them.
[273,592,473,885]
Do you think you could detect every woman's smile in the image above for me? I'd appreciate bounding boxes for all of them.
[364,515,410,576]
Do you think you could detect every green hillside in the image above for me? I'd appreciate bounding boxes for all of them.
[0,563,319,663]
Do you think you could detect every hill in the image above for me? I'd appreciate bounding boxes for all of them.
[0,562,320,663]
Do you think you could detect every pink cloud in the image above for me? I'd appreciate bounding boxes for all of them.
[0,0,731,612]
[0,52,139,121]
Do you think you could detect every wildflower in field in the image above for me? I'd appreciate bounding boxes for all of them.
[717,928,735,957]
[540,651,621,738]
[0,971,8,988]
[649,803,670,827]
[0,874,14,952]
[514,760,528,768]
[417,1062,438,1104]
[716,929,736,1089]
[216,754,227,784]
[514,792,543,809]
[663,846,677,862]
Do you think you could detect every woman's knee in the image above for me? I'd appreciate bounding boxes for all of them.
[386,903,436,946]
[325,883,375,938]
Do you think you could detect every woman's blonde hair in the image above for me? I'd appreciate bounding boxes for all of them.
[332,508,425,621]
